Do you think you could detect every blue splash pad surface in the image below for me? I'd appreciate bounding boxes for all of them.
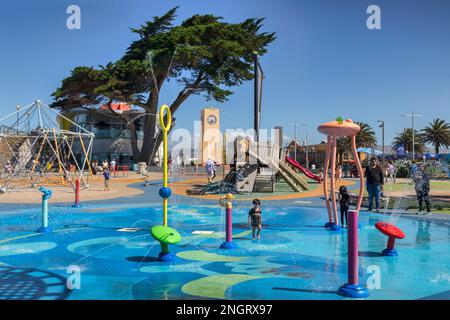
[0,202,449,300]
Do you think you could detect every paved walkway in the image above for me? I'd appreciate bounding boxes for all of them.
[0,172,161,204]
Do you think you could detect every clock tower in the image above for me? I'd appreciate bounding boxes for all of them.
[200,107,222,165]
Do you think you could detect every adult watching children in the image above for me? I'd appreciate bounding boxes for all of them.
[364,157,384,212]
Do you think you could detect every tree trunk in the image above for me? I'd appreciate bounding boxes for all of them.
[128,121,143,161]
[138,88,160,164]
[435,145,439,154]
[133,73,203,165]
[141,118,157,163]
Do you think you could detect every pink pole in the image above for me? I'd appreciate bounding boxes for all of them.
[226,203,232,243]
[330,135,339,225]
[75,179,80,204]
[351,135,364,212]
[323,136,333,224]
[72,179,81,208]
[347,210,359,285]
[338,208,368,298]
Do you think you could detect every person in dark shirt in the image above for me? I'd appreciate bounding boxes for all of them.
[364,157,384,212]
[338,185,350,228]
[413,163,431,214]
[248,199,262,240]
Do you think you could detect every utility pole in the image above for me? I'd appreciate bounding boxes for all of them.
[377,120,385,165]
[254,52,260,144]
[253,51,264,169]
[401,113,423,161]
[289,123,307,164]
[289,123,300,162]
[305,130,309,168]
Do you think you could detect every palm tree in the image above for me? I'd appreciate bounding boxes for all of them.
[392,128,426,154]
[335,122,377,162]
[355,122,377,148]
[421,118,450,154]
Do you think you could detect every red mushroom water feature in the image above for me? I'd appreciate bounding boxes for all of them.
[375,222,405,256]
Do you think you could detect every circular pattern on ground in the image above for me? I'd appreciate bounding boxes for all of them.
[0,266,70,300]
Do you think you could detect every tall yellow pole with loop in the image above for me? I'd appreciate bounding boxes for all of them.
[160,104,171,226]
[150,104,181,262]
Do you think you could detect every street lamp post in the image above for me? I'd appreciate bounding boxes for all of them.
[377,120,385,165]
[401,113,423,161]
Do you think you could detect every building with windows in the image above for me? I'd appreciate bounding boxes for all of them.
[60,103,162,169]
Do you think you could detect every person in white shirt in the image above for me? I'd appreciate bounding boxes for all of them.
[205,158,216,184]
[102,160,109,172]
[110,159,116,171]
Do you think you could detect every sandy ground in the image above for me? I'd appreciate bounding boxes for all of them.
[2,171,448,205]
[0,172,162,204]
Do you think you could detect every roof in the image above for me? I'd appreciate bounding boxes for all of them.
[100,103,131,111]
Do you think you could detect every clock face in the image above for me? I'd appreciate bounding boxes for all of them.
[207,115,217,125]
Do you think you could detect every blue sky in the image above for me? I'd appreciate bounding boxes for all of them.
[1,0,449,146]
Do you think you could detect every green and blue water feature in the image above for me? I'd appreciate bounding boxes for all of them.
[151,225,181,262]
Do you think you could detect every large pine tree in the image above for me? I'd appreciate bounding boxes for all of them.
[51,7,276,164]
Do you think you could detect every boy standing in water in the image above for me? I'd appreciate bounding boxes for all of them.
[248,199,262,240]
[103,167,111,191]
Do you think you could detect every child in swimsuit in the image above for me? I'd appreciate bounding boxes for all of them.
[248,199,262,240]
[338,185,350,228]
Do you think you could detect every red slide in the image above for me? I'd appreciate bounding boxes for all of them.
[285,156,322,182]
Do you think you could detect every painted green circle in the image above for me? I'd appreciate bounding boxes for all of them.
[151,225,181,244]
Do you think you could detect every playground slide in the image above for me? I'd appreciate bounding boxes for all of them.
[285,156,321,182]
[278,161,309,191]
[248,149,309,192]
